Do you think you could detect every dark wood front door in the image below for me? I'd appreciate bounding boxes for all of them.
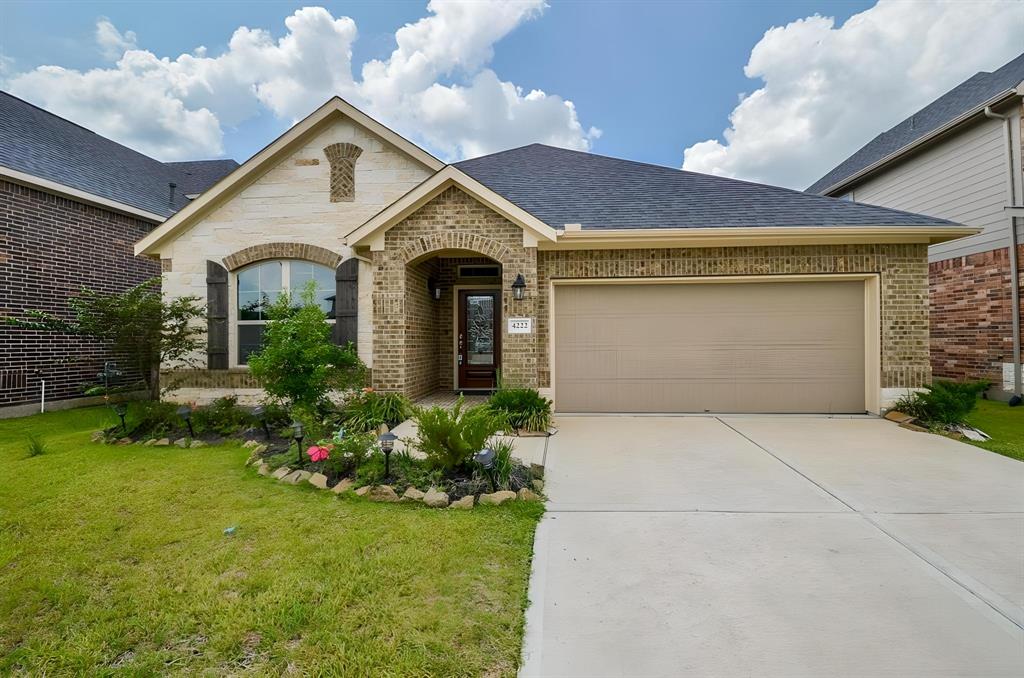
[458,290,501,390]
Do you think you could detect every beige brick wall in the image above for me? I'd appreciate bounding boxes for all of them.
[537,244,931,390]
[372,186,538,394]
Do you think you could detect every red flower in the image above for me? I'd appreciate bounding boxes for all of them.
[306,445,330,463]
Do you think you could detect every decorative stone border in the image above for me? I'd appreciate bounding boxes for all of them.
[222,243,343,271]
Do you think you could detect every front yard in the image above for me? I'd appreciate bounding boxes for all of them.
[965,398,1024,461]
[0,407,543,675]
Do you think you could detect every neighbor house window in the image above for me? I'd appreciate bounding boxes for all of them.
[236,260,335,364]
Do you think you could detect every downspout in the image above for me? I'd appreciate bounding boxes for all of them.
[984,105,1021,398]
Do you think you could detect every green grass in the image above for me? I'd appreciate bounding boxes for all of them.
[0,407,543,675]
[964,398,1024,461]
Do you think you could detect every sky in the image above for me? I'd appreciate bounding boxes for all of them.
[1,0,1022,190]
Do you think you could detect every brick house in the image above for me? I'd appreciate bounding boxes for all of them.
[0,92,237,416]
[137,97,974,415]
[808,52,1024,399]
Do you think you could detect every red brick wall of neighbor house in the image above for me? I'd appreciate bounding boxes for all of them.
[0,180,160,408]
[929,244,1024,386]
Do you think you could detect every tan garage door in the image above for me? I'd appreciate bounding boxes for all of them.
[554,280,866,413]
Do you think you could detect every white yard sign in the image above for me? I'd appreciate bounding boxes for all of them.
[508,317,533,334]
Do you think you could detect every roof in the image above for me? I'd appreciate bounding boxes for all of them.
[165,160,240,196]
[807,52,1024,195]
[455,144,956,229]
[0,91,237,219]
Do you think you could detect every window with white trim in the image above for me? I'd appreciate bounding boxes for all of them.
[236,260,335,364]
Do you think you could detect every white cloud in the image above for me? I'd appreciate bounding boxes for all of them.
[682,0,1024,189]
[95,18,137,61]
[3,2,596,162]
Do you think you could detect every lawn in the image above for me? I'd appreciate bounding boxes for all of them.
[0,407,543,675]
[964,398,1024,461]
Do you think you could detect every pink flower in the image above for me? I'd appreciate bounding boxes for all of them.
[306,445,330,463]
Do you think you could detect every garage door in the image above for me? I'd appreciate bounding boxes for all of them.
[553,280,866,413]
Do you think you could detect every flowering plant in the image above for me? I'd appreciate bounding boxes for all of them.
[305,444,332,463]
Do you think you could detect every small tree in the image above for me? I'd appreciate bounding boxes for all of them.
[247,283,365,409]
[5,278,205,400]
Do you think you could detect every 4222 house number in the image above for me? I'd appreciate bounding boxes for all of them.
[507,317,533,334]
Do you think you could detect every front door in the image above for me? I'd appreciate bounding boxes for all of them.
[458,290,501,390]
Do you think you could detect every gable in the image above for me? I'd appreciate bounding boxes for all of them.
[135,97,443,257]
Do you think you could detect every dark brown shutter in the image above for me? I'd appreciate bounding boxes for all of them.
[207,260,229,369]
[334,258,358,348]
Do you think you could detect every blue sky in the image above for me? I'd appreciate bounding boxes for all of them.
[2,1,1021,188]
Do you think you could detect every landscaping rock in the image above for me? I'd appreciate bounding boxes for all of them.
[354,486,370,497]
[884,410,915,424]
[153,438,171,447]
[479,490,516,506]
[250,444,267,456]
[517,488,542,502]
[190,440,207,448]
[530,463,545,479]
[308,473,329,489]
[332,479,355,494]
[402,487,426,501]
[90,431,105,443]
[144,439,157,446]
[174,438,189,448]
[257,463,271,476]
[283,470,312,484]
[423,487,449,508]
[451,495,475,509]
[117,437,133,446]
[271,466,291,480]
[366,485,399,502]
[899,422,930,433]
[242,439,259,449]
[532,479,545,493]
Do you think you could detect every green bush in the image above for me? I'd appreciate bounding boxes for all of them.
[413,397,502,474]
[124,400,181,437]
[353,449,443,489]
[487,387,552,432]
[323,430,376,478]
[247,283,365,409]
[343,390,412,433]
[893,380,988,426]
[25,434,48,457]
[191,396,254,435]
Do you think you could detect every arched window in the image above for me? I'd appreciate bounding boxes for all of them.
[236,260,335,364]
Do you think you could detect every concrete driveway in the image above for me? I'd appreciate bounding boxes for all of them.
[520,416,1024,677]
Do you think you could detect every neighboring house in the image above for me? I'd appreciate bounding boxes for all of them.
[137,96,974,415]
[0,91,238,416]
[808,52,1024,398]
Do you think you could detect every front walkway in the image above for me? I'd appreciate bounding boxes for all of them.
[520,416,1024,677]
[413,390,489,409]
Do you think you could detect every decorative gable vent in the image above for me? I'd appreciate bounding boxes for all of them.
[323,142,362,202]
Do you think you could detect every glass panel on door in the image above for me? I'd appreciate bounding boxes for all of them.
[466,295,495,365]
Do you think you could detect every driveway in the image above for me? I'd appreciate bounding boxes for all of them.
[520,416,1024,677]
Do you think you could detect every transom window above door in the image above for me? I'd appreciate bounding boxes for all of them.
[236,260,335,364]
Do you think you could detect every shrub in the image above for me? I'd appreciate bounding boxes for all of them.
[487,387,552,432]
[323,430,376,478]
[124,400,182,437]
[413,397,503,474]
[353,449,443,489]
[25,434,47,457]
[191,396,254,435]
[288,403,333,445]
[247,283,365,409]
[343,390,412,433]
[893,380,988,426]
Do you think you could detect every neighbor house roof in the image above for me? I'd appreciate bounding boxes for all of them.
[0,91,237,219]
[455,143,957,230]
[807,52,1024,195]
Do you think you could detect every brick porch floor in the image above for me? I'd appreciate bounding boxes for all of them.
[414,390,490,408]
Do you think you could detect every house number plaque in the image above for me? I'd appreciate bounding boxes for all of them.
[508,317,532,334]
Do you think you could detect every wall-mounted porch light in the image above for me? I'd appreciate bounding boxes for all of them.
[511,273,526,301]
[427,277,442,301]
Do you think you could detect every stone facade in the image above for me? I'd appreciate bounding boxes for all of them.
[929,244,1023,388]
[372,186,538,394]
[0,179,160,410]
[536,244,932,390]
[323,142,362,202]
[156,115,434,374]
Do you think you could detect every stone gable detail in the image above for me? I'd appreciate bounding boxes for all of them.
[323,142,362,202]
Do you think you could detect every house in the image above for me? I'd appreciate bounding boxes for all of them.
[0,91,237,416]
[136,97,975,415]
[808,52,1024,399]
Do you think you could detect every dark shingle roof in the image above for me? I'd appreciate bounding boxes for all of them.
[165,160,239,196]
[455,144,955,229]
[0,91,236,218]
[807,52,1024,195]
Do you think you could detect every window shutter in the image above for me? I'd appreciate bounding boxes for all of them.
[334,258,358,348]
[207,260,229,369]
